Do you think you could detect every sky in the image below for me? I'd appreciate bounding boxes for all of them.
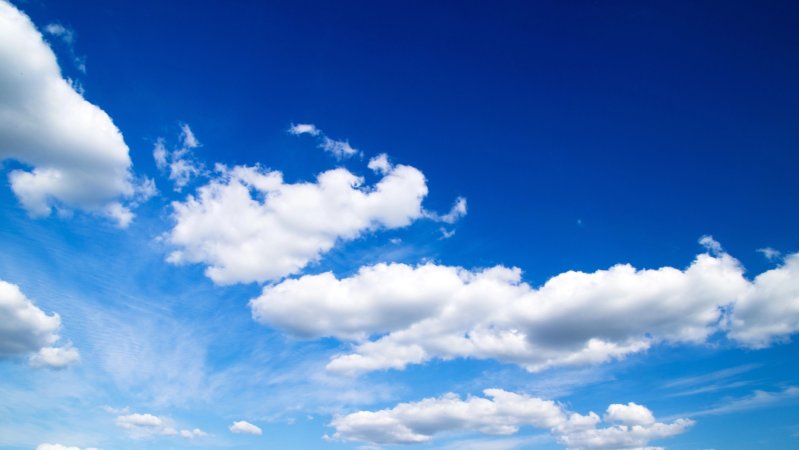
[0,0,798,449]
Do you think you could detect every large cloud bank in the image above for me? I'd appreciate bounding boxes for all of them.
[251,239,799,374]
[329,389,693,449]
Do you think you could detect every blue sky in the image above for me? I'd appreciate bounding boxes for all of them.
[1,0,798,449]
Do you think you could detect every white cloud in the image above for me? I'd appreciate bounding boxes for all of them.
[425,196,468,224]
[367,153,392,175]
[153,124,203,191]
[180,428,208,439]
[0,280,78,368]
[230,420,263,435]
[685,386,799,418]
[756,247,781,261]
[288,123,359,159]
[0,1,136,225]
[251,245,799,375]
[328,389,692,449]
[727,253,799,347]
[168,162,428,285]
[36,444,100,450]
[29,344,80,368]
[699,235,723,254]
[604,403,655,426]
[44,23,73,43]
[115,413,205,439]
[288,123,321,136]
[321,137,359,159]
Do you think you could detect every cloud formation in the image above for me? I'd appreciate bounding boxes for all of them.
[328,389,692,449]
[115,413,206,439]
[0,1,138,225]
[229,420,263,435]
[153,124,203,191]
[251,239,799,374]
[288,123,359,159]
[167,157,429,284]
[0,280,79,368]
[36,444,99,450]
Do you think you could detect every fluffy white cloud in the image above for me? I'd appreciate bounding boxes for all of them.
[328,389,692,449]
[36,444,99,450]
[0,280,78,368]
[728,253,799,347]
[251,240,799,375]
[167,162,429,285]
[230,420,263,435]
[115,413,206,439]
[29,344,80,368]
[0,1,138,225]
[288,123,320,136]
[153,124,203,191]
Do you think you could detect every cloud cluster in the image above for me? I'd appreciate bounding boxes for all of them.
[153,124,203,191]
[229,420,263,435]
[329,389,692,449]
[251,240,799,375]
[289,123,359,159]
[167,157,429,284]
[0,280,79,368]
[0,1,138,225]
[36,444,99,450]
[115,413,206,439]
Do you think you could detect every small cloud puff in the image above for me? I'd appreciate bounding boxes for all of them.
[230,420,263,435]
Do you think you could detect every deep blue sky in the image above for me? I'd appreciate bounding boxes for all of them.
[28,0,799,276]
[2,0,799,449]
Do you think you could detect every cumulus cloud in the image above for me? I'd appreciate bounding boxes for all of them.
[167,162,429,285]
[288,123,359,159]
[29,343,80,368]
[36,444,99,450]
[0,280,78,368]
[251,243,799,375]
[727,253,799,347]
[115,413,206,439]
[0,1,139,225]
[153,124,203,191]
[328,389,692,449]
[230,420,263,435]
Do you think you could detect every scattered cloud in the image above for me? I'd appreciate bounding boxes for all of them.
[36,444,99,450]
[0,280,79,369]
[320,136,359,159]
[230,420,263,435]
[288,122,359,159]
[757,247,781,261]
[328,389,693,449]
[684,386,799,418]
[251,245,799,375]
[43,22,86,73]
[153,124,204,191]
[115,413,206,440]
[425,196,468,224]
[288,123,320,136]
[167,162,429,285]
[0,1,137,226]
